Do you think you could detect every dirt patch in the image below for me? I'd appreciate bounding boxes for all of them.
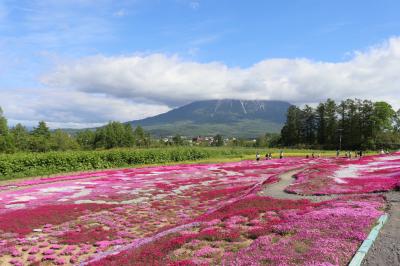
[362,191,400,266]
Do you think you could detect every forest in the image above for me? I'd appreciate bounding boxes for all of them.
[280,99,400,150]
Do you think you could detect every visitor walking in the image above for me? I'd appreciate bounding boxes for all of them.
[279,150,284,159]
[256,152,260,161]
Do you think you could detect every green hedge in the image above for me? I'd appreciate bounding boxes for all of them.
[0,147,255,180]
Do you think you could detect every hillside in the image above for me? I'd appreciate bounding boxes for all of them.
[128,99,291,138]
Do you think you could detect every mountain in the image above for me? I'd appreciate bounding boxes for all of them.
[128,99,291,138]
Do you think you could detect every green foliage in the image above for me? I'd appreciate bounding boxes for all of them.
[172,135,184,145]
[32,121,51,137]
[0,107,8,136]
[76,130,96,150]
[213,134,224,146]
[50,129,80,151]
[281,99,399,150]
[0,147,257,180]
[94,121,136,149]
[10,124,30,151]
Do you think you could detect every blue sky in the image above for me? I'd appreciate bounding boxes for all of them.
[1,0,400,128]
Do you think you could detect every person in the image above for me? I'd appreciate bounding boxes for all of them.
[268,152,272,159]
[359,150,363,157]
[311,153,315,158]
[345,151,348,158]
[265,153,269,160]
[256,152,260,161]
[317,153,321,158]
[348,151,352,159]
[380,149,385,155]
[279,150,284,159]
[336,149,340,157]
[306,154,309,159]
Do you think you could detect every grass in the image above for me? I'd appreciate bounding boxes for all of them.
[0,147,375,184]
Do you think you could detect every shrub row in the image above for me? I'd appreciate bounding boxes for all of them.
[0,147,255,180]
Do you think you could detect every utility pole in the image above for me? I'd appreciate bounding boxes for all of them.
[337,128,343,151]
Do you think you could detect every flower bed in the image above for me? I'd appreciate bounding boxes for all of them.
[0,154,394,265]
[87,195,385,266]
[286,153,400,195]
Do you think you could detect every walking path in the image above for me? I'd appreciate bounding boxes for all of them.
[258,168,337,202]
[362,191,400,266]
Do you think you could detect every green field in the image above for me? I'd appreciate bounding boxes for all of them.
[0,147,368,182]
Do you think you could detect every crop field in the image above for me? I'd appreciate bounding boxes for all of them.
[0,153,399,265]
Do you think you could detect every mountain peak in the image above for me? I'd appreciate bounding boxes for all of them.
[128,99,291,137]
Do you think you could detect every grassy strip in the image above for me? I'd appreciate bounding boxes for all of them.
[0,147,366,181]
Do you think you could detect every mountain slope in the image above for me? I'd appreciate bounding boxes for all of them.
[128,99,291,138]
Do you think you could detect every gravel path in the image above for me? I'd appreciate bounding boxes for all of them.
[363,191,400,266]
[258,169,337,202]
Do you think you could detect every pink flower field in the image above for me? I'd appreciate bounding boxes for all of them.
[0,153,398,265]
[286,153,400,195]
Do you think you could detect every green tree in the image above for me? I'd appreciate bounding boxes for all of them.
[32,121,51,137]
[133,125,150,147]
[172,135,184,145]
[0,107,14,152]
[394,109,400,133]
[30,121,51,152]
[324,99,337,148]
[50,129,79,151]
[213,134,224,146]
[76,130,96,150]
[0,107,8,136]
[94,121,135,149]
[281,106,302,146]
[10,124,30,151]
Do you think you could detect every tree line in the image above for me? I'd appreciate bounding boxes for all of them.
[280,99,400,150]
[0,107,151,153]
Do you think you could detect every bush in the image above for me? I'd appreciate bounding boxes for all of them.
[0,147,257,180]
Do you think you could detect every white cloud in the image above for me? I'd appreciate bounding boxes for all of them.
[113,9,126,17]
[43,37,400,110]
[2,37,400,129]
[0,88,170,128]
[189,1,200,10]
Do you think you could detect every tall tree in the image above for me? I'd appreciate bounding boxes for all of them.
[325,99,337,148]
[0,107,14,152]
[30,121,51,152]
[50,129,79,151]
[281,106,302,146]
[10,124,30,151]
[0,107,8,135]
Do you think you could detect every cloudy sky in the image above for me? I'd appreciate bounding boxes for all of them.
[1,0,400,128]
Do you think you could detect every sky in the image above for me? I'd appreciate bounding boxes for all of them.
[1,0,400,128]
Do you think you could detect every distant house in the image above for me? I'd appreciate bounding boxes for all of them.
[192,136,215,145]
[192,136,204,144]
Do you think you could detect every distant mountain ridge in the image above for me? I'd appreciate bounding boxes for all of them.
[128,99,291,138]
